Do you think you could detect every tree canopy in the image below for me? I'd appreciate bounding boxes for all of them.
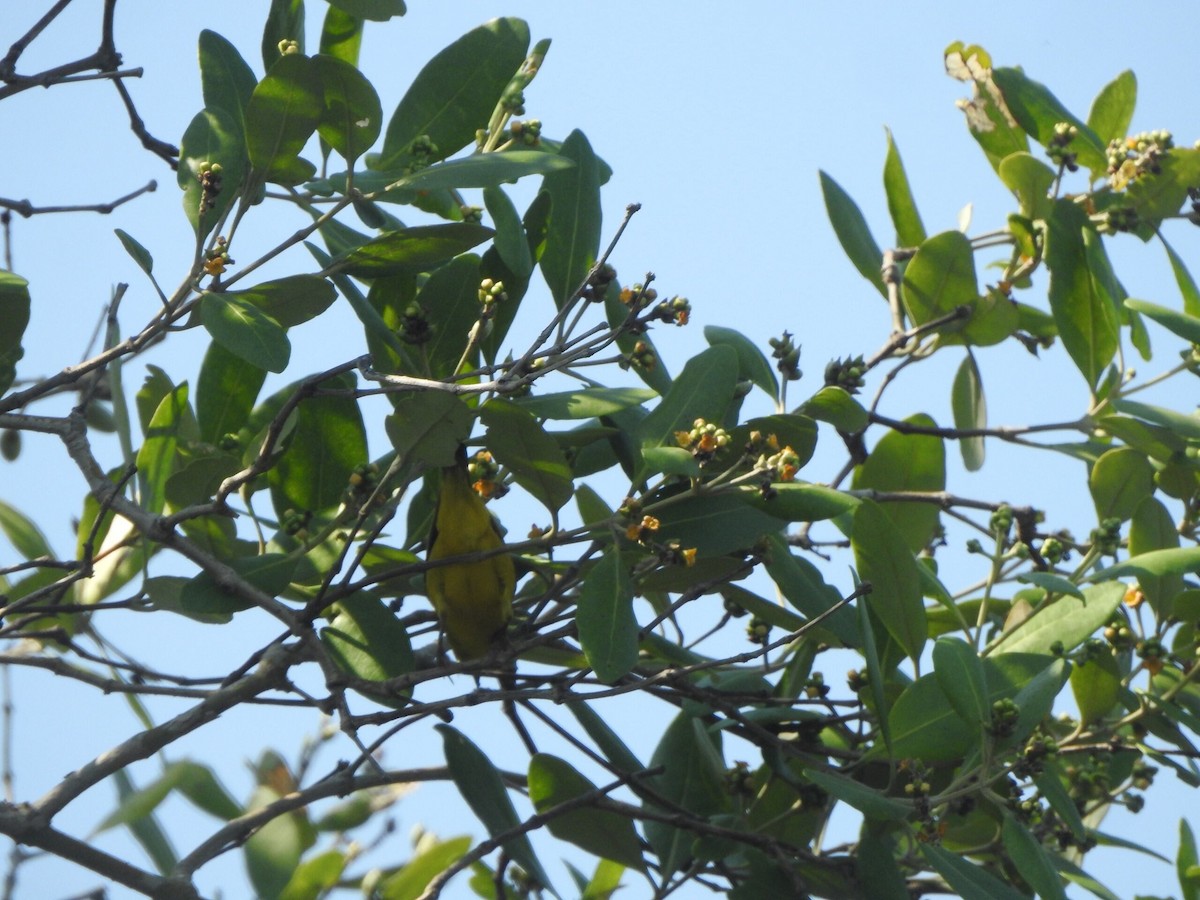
[1,3,1200,899]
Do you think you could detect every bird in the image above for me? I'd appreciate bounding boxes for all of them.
[425,447,515,661]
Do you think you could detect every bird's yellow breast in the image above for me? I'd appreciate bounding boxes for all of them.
[426,462,515,660]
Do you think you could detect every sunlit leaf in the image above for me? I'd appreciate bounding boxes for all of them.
[951,353,986,471]
[480,399,573,513]
[819,170,886,297]
[576,546,637,683]
[991,581,1125,656]
[540,130,602,308]
[883,128,926,248]
[437,725,554,892]
[1044,199,1118,388]
[852,500,925,664]
[852,414,945,552]
[245,53,323,185]
[379,17,529,169]
[528,754,644,869]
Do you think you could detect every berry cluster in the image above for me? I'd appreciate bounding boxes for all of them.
[768,332,802,381]
[823,354,866,394]
[1106,129,1173,190]
[674,418,730,464]
[1047,122,1079,172]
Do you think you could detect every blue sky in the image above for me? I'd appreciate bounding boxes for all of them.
[2,2,1199,896]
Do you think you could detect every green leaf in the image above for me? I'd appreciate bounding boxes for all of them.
[636,345,738,450]
[326,0,405,22]
[377,836,472,900]
[331,223,494,277]
[1113,398,1200,440]
[539,129,602,308]
[1161,235,1200,317]
[1125,297,1200,345]
[852,413,945,552]
[933,637,989,728]
[997,152,1056,220]
[245,53,324,185]
[882,672,971,762]
[581,859,625,900]
[851,499,926,665]
[640,446,699,478]
[235,275,338,329]
[180,553,299,618]
[715,585,805,633]
[385,392,473,468]
[437,725,554,893]
[704,325,778,398]
[195,341,267,445]
[109,770,176,876]
[379,17,529,169]
[314,54,382,165]
[321,593,414,705]
[114,229,154,276]
[480,399,574,513]
[200,293,291,373]
[1127,149,1200,232]
[261,0,305,71]
[901,230,977,331]
[177,108,246,241]
[173,761,242,821]
[199,29,256,134]
[98,763,184,833]
[0,271,30,369]
[991,67,1107,175]
[764,533,859,647]
[376,151,574,195]
[1044,199,1118,388]
[136,383,189,515]
[799,385,869,433]
[922,842,1031,900]
[856,831,910,900]
[0,499,52,560]
[414,254,488,379]
[512,387,655,420]
[803,769,910,823]
[1090,547,1200,582]
[244,785,306,900]
[1087,70,1136,147]
[279,850,346,900]
[485,185,534,279]
[528,754,644,870]
[565,701,645,777]
[318,7,363,66]
[1010,657,1069,744]
[1070,646,1121,726]
[1016,572,1084,600]
[742,482,858,524]
[1002,815,1068,900]
[576,546,637,683]
[1036,766,1087,843]
[604,285,672,395]
[951,352,986,471]
[882,127,926,247]
[644,713,729,875]
[269,372,367,518]
[1181,819,1200,900]
[819,170,886,297]
[1089,446,1154,522]
[653,491,783,557]
[991,581,1125,656]
[1130,496,1184,618]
